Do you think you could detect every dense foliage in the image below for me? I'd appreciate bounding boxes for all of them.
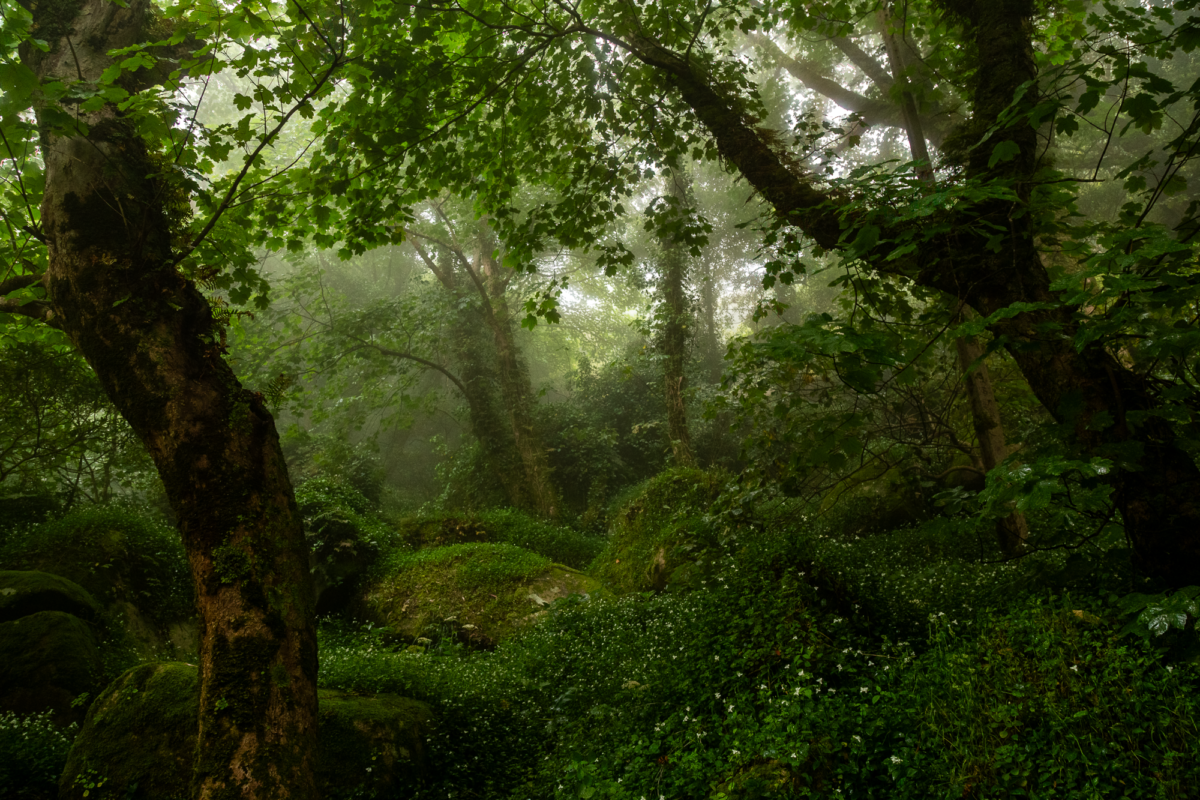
[4,0,1200,797]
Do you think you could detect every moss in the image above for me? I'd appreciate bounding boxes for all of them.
[364,543,604,646]
[0,611,103,725]
[0,505,192,628]
[59,663,431,800]
[395,509,606,570]
[591,468,727,593]
[0,570,101,624]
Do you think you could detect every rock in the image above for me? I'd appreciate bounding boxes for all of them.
[0,570,101,624]
[364,543,605,647]
[0,611,103,724]
[59,663,432,800]
[591,468,727,593]
[0,508,196,660]
[317,689,431,795]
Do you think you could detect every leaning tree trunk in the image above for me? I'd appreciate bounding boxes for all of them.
[660,168,697,468]
[21,3,319,798]
[620,1,1200,586]
[956,334,1029,553]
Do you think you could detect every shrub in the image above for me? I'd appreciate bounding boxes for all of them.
[294,476,400,552]
[0,711,76,800]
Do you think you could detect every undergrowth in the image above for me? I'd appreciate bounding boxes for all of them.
[318,477,1200,800]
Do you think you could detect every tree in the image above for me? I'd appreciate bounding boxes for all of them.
[297,0,1200,585]
[0,1,344,795]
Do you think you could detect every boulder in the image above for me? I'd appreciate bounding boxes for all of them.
[0,611,103,724]
[59,663,432,800]
[364,542,604,647]
[0,570,101,624]
[591,469,727,593]
[0,507,194,659]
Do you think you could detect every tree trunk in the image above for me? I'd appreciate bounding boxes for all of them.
[448,305,531,508]
[409,236,553,514]
[660,168,697,467]
[619,3,1200,585]
[21,3,319,798]
[878,5,1029,554]
[696,258,724,385]
[955,334,1029,553]
[479,250,560,517]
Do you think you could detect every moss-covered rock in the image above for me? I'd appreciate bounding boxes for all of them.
[0,611,102,723]
[0,570,101,624]
[591,468,727,593]
[365,543,604,647]
[0,506,195,660]
[59,663,432,800]
[317,689,431,797]
[395,509,605,570]
[0,505,191,628]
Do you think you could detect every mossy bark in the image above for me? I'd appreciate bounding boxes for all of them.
[478,250,560,517]
[621,2,1200,585]
[19,2,319,798]
[660,168,696,468]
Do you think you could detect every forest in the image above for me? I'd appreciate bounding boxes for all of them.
[2,0,1200,797]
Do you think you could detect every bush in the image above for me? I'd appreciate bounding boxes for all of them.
[0,504,191,627]
[0,711,76,800]
[294,476,399,552]
[315,481,1198,800]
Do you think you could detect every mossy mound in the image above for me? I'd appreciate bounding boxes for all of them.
[0,505,191,628]
[59,662,432,800]
[295,477,401,614]
[591,468,728,593]
[0,611,102,724]
[0,506,196,661]
[0,570,101,624]
[365,543,604,647]
[395,509,605,570]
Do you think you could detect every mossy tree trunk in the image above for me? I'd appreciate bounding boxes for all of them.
[660,168,697,468]
[409,233,560,516]
[408,239,530,509]
[955,333,1029,553]
[618,1,1200,585]
[19,2,319,798]
[696,258,724,385]
[477,248,560,518]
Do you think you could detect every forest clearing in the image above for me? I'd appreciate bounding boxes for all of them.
[2,0,1200,797]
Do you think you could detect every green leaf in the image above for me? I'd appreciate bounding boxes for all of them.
[987,140,1021,168]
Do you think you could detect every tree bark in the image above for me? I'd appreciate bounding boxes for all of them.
[660,168,697,468]
[20,3,319,798]
[612,2,1200,585]
[955,333,1029,553]
[478,249,561,517]
[877,4,1028,553]
[408,238,530,510]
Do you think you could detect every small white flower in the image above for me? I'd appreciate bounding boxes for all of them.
[860,687,868,693]
[890,756,903,765]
